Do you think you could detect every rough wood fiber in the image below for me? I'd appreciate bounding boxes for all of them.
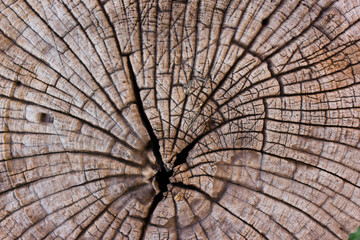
[1,0,360,239]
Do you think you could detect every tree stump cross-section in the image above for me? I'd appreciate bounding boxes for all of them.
[1,0,360,239]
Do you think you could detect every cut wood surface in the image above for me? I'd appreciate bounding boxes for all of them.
[1,0,360,239]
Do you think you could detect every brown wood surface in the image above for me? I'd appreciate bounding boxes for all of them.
[1,0,360,239]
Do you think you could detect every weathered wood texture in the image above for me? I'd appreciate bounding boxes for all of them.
[1,0,360,239]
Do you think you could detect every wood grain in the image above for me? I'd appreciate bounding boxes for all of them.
[1,0,360,239]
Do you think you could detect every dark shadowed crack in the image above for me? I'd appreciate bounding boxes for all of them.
[126,55,177,237]
[126,53,211,239]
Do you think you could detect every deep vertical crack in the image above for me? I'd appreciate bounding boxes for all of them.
[125,55,174,239]
[172,139,197,168]
[125,56,163,168]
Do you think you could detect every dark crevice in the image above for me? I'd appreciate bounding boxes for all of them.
[155,168,173,193]
[14,80,22,87]
[139,164,173,239]
[39,113,54,123]
[171,181,207,193]
[261,17,269,26]
[173,140,197,168]
[126,54,173,187]
[126,55,176,239]
[125,54,198,238]
[139,166,173,239]
[125,55,164,169]
[261,98,268,152]
[265,59,285,96]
